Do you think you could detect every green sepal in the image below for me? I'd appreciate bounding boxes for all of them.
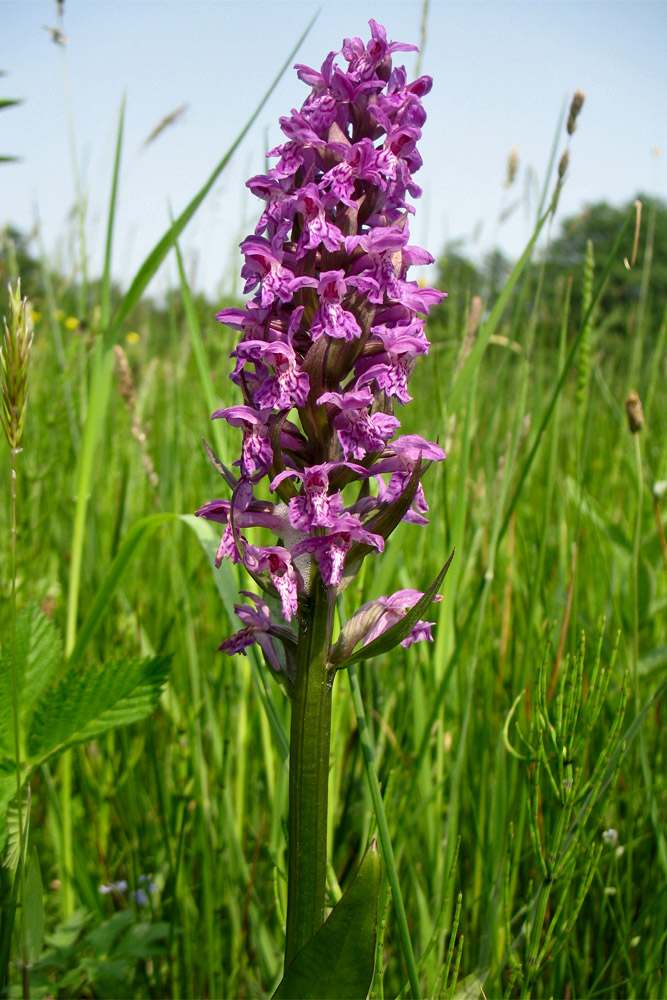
[273,840,382,1000]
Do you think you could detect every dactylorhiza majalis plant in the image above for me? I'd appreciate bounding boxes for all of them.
[197,20,451,983]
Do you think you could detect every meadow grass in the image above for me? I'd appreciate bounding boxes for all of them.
[1,67,666,1000]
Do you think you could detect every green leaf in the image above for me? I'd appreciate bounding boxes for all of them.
[448,205,553,414]
[2,780,30,872]
[0,762,15,852]
[25,654,170,763]
[273,841,381,1000]
[69,513,176,667]
[114,921,170,959]
[25,846,45,964]
[88,911,135,958]
[103,14,317,349]
[0,605,63,757]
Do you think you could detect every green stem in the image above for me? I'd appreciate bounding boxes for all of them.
[285,574,335,968]
[9,447,28,997]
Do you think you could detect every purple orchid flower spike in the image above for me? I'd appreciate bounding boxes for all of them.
[197,18,451,688]
[197,19,453,972]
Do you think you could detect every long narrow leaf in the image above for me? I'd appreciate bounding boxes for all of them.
[69,513,177,666]
[104,14,317,348]
[448,204,553,414]
[100,97,126,329]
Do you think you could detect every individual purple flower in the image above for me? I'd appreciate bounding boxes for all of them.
[355,319,430,403]
[361,590,440,648]
[212,405,273,478]
[99,880,127,896]
[220,592,295,680]
[328,587,444,667]
[243,544,300,621]
[239,237,316,307]
[196,487,291,566]
[234,339,310,410]
[370,433,446,522]
[310,271,362,342]
[292,184,344,258]
[318,388,401,460]
[292,512,384,588]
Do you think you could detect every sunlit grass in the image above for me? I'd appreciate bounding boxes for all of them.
[1,44,666,1000]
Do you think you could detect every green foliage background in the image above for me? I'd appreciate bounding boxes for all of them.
[0,159,665,998]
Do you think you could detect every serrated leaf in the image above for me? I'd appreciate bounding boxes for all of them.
[2,778,30,871]
[0,762,15,854]
[25,846,45,964]
[25,654,170,763]
[273,841,381,1000]
[0,605,63,757]
[331,551,455,669]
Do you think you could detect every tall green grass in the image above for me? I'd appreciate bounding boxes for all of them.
[1,55,666,1000]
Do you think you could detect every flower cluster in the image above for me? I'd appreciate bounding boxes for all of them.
[197,20,446,684]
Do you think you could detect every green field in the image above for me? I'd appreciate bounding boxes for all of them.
[1,52,666,1000]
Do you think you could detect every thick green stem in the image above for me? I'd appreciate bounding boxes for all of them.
[285,574,335,968]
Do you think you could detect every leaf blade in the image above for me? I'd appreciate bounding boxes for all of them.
[273,841,381,1000]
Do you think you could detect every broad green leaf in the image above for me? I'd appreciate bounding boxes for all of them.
[0,605,62,757]
[25,654,170,763]
[25,846,45,964]
[0,762,17,860]
[88,910,135,957]
[2,780,29,871]
[273,841,381,1000]
[114,921,170,959]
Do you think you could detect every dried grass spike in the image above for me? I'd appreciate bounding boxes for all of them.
[567,89,585,135]
[625,391,644,434]
[504,146,519,189]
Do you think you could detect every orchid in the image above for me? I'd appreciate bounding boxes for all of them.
[197,18,451,983]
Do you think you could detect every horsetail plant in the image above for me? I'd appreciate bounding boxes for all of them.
[504,624,628,997]
[196,20,451,996]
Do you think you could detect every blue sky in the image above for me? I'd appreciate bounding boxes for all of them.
[3,1,667,300]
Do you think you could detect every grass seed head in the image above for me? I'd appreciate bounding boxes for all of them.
[625,390,644,433]
[567,88,585,135]
[1,280,34,453]
[504,145,519,189]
